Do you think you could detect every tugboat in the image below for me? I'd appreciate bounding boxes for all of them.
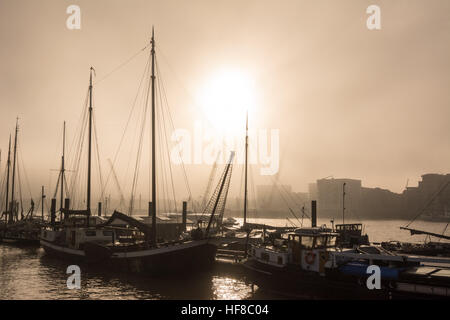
[242,206,388,299]
[41,30,235,274]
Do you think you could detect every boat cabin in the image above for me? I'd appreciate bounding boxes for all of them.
[63,215,105,227]
[251,227,339,275]
[288,228,338,273]
[41,215,117,250]
[335,223,369,247]
[335,223,363,234]
[41,226,116,250]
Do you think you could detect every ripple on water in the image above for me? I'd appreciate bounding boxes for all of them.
[0,244,262,300]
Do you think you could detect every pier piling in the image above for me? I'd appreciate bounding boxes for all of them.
[182,201,187,231]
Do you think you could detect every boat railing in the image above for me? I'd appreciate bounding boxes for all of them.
[333,251,450,265]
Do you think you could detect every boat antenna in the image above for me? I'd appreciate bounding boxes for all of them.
[342,182,346,225]
[151,27,157,245]
[243,110,248,228]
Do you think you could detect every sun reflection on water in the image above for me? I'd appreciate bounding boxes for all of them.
[211,276,258,300]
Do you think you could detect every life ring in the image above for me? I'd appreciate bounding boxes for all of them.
[305,251,316,265]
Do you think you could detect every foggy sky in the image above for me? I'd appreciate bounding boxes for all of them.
[0,0,449,206]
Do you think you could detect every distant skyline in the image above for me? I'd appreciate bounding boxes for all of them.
[1,0,449,206]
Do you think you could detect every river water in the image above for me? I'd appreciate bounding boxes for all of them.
[0,219,448,300]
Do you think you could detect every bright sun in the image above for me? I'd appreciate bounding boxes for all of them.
[199,69,257,135]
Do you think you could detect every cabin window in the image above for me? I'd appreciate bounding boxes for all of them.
[328,237,336,247]
[277,256,283,265]
[85,230,97,237]
[301,236,314,249]
[315,236,327,248]
[289,235,300,245]
[261,252,270,261]
[103,231,113,236]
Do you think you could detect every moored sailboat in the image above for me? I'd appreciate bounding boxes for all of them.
[40,29,233,274]
[0,119,46,245]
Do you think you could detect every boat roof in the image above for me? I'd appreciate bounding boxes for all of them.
[290,227,339,237]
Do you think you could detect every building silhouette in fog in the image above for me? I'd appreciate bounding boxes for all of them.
[315,178,362,219]
[402,174,450,219]
[226,174,450,220]
[309,173,450,220]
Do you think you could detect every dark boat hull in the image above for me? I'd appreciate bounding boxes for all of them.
[41,239,217,275]
[243,258,389,300]
[112,242,217,274]
[0,237,40,246]
[0,221,45,247]
[0,231,41,246]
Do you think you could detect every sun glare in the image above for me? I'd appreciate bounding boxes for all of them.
[199,69,257,135]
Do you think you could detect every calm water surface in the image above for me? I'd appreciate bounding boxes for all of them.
[0,219,448,300]
[0,244,275,300]
[238,218,450,244]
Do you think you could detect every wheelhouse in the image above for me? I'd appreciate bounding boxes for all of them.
[290,228,338,249]
[335,223,363,235]
[334,223,369,247]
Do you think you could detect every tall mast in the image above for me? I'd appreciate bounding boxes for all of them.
[60,121,66,219]
[151,27,157,245]
[87,67,94,226]
[4,135,11,223]
[10,118,19,222]
[41,186,45,221]
[243,111,248,227]
[342,182,346,225]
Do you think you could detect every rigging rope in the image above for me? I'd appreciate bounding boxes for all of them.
[92,112,104,205]
[128,53,151,215]
[156,90,170,213]
[155,55,195,211]
[100,55,150,206]
[95,44,150,85]
[156,58,178,213]
[67,88,90,206]
[439,222,449,242]
[269,175,303,225]
[18,140,33,201]
[405,178,450,227]
[0,160,8,212]
[16,155,24,219]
